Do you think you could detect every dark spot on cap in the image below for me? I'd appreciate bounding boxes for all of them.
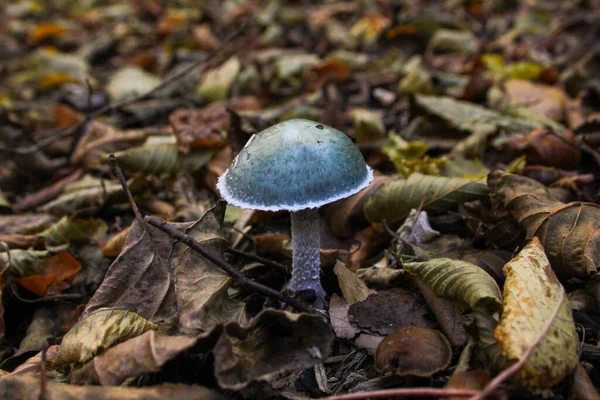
[315,124,324,130]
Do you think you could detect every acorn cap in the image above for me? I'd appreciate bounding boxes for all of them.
[217,119,373,211]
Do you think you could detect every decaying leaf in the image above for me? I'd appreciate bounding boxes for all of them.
[374,326,452,377]
[488,171,600,277]
[196,56,241,102]
[364,173,489,223]
[329,294,360,340]
[114,142,215,177]
[348,288,435,335]
[0,376,225,400]
[213,309,334,390]
[55,308,157,366]
[15,251,81,296]
[403,258,503,310]
[2,250,51,278]
[70,330,198,385]
[38,217,107,246]
[495,238,579,388]
[101,227,131,257]
[171,201,246,333]
[505,129,581,169]
[333,261,372,305]
[81,219,177,327]
[10,345,60,377]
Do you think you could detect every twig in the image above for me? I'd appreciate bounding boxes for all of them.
[108,155,143,224]
[39,340,48,400]
[225,247,290,273]
[0,18,252,157]
[324,388,502,400]
[9,284,83,303]
[469,290,567,400]
[109,156,313,314]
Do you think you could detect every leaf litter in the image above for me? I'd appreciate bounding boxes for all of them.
[1,1,600,399]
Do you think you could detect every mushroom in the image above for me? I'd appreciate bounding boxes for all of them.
[217,118,373,301]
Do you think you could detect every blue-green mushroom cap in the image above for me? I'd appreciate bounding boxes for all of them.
[217,119,373,211]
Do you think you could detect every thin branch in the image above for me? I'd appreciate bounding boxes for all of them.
[225,247,290,273]
[109,155,313,314]
[108,155,144,224]
[324,387,502,400]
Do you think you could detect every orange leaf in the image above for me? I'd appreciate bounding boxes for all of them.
[15,252,81,297]
[28,23,68,44]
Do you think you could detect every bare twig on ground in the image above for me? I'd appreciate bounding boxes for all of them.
[225,247,291,273]
[109,155,313,314]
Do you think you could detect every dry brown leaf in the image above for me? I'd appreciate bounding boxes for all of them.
[495,238,579,388]
[324,175,392,238]
[445,370,491,399]
[504,79,567,122]
[505,129,581,169]
[571,363,600,400]
[171,201,246,334]
[213,309,334,390]
[488,171,600,277]
[101,226,131,257]
[15,251,81,296]
[375,326,451,377]
[81,219,177,327]
[348,288,435,335]
[348,224,388,271]
[10,345,60,377]
[70,330,198,385]
[0,375,225,400]
[169,97,260,153]
[329,294,360,340]
[333,260,372,305]
[412,277,467,347]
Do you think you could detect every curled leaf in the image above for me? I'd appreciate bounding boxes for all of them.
[55,309,157,366]
[70,330,198,385]
[488,171,600,277]
[403,258,502,310]
[364,173,489,223]
[114,143,215,177]
[495,238,579,387]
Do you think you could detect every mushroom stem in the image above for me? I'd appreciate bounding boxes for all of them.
[288,208,326,298]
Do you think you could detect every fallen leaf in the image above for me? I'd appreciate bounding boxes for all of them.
[505,129,581,169]
[495,238,579,387]
[333,261,372,305]
[38,217,107,246]
[55,308,157,366]
[10,345,60,377]
[364,173,489,224]
[106,66,161,102]
[375,326,452,377]
[412,277,467,347]
[0,376,225,400]
[171,201,246,333]
[348,288,435,335]
[488,171,600,277]
[329,294,360,340]
[570,363,600,400]
[196,56,241,103]
[403,258,503,310]
[169,97,260,153]
[213,309,334,390]
[28,22,68,44]
[445,370,491,399]
[324,175,391,238]
[101,226,131,257]
[114,142,215,177]
[70,330,198,385]
[503,79,567,122]
[15,251,81,296]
